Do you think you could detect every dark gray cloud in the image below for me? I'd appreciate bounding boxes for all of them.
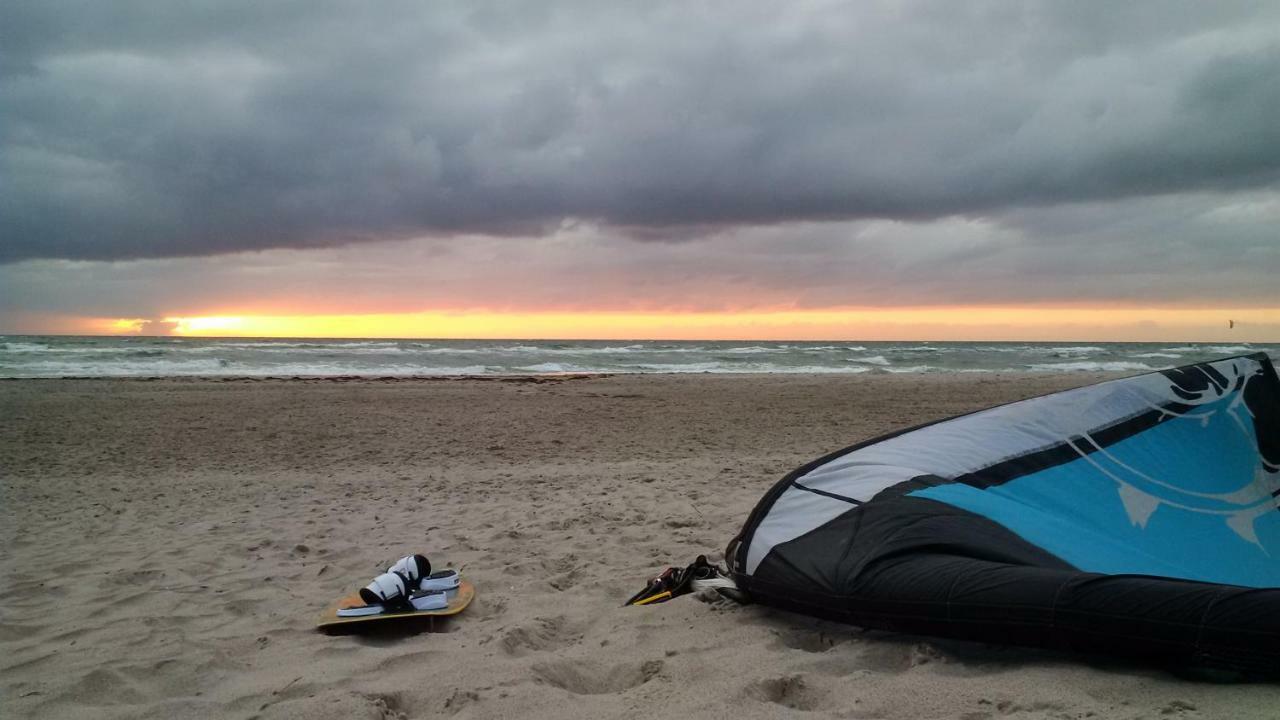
[2,1,1280,263]
[3,190,1277,323]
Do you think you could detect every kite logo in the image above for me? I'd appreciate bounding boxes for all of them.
[1070,359,1280,546]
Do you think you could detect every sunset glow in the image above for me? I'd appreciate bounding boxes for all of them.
[109,318,151,333]
[164,316,247,335]
[79,306,1279,342]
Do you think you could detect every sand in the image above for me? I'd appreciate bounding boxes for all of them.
[3,373,1277,719]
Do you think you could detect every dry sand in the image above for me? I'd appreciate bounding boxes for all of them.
[3,373,1277,719]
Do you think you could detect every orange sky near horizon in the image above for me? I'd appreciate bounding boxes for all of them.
[49,305,1279,343]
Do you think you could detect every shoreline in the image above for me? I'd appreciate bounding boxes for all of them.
[0,369,1125,382]
[0,372,613,383]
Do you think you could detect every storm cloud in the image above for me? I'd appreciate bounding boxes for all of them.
[4,1,1280,263]
[4,188,1277,327]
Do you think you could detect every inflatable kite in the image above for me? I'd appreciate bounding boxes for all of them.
[726,353,1280,672]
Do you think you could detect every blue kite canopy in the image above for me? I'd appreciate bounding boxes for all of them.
[728,353,1280,672]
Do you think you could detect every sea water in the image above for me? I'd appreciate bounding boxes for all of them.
[1,337,1275,378]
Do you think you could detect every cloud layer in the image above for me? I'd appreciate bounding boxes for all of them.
[4,1,1280,262]
[4,189,1277,327]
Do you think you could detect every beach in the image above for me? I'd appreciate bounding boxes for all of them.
[4,373,1277,720]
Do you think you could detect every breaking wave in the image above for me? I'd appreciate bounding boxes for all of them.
[2,337,1275,378]
[1026,361,1156,373]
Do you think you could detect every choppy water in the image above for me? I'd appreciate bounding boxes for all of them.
[1,336,1275,378]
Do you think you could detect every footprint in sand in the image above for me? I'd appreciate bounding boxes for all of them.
[471,594,508,621]
[531,658,663,695]
[108,569,165,587]
[744,674,827,712]
[773,626,855,653]
[61,667,149,706]
[253,690,407,720]
[499,616,581,657]
[443,688,481,715]
[1160,699,1199,716]
[546,568,580,591]
[856,640,950,673]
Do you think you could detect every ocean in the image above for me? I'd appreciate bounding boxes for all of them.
[1,336,1275,378]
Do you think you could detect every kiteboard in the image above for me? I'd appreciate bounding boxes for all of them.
[317,579,475,632]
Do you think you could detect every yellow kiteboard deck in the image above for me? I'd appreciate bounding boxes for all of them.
[317,579,475,632]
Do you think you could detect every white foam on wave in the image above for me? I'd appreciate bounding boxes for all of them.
[61,346,173,355]
[882,365,939,373]
[199,341,334,349]
[621,362,872,374]
[189,341,412,354]
[1162,344,1252,354]
[771,364,868,374]
[230,363,493,376]
[623,362,729,373]
[980,345,1103,356]
[1051,346,1106,354]
[527,345,649,355]
[1,342,53,353]
[513,362,591,373]
[416,344,661,355]
[5,358,232,377]
[569,345,648,354]
[773,365,872,374]
[0,357,497,378]
[9,338,1275,378]
[715,346,783,354]
[1027,361,1156,373]
[975,345,1033,353]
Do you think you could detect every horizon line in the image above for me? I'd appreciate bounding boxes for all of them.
[2,332,1273,346]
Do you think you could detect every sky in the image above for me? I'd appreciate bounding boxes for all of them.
[1,1,1278,341]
